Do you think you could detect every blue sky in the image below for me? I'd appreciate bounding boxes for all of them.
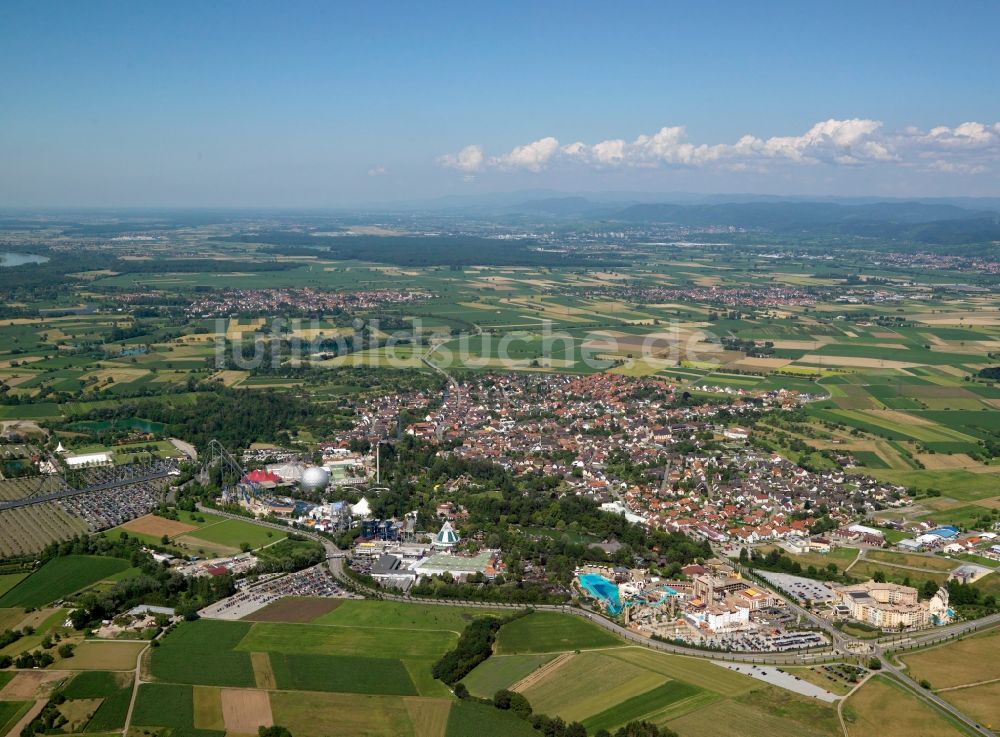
[2,0,999,206]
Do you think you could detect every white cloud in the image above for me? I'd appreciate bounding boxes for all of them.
[437,144,484,172]
[438,119,1000,175]
[367,165,386,176]
[489,137,560,171]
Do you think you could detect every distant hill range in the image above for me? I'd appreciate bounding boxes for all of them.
[505,196,1000,246]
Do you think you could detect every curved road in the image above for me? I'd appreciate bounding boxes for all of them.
[200,506,999,735]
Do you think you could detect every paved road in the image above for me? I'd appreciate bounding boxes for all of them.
[199,505,1000,732]
[200,506,836,666]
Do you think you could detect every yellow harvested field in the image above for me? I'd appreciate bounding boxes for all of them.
[769,340,829,350]
[404,698,451,737]
[226,318,265,339]
[210,370,249,387]
[221,689,273,733]
[915,453,990,471]
[251,652,276,690]
[64,641,146,670]
[194,686,226,731]
[0,356,44,368]
[83,367,149,384]
[798,354,920,369]
[728,357,793,369]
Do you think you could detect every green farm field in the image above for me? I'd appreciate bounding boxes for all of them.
[0,555,130,608]
[237,621,457,659]
[494,611,625,654]
[0,700,33,737]
[310,599,487,632]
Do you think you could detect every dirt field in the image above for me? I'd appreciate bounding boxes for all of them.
[243,597,342,623]
[251,652,276,690]
[121,514,197,538]
[14,607,62,632]
[221,689,273,733]
[404,697,451,737]
[0,670,67,699]
[64,641,146,670]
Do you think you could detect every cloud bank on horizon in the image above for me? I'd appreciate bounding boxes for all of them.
[439,119,1000,177]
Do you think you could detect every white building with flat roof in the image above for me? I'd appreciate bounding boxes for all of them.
[65,452,113,468]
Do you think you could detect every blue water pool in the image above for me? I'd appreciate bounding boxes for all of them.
[579,573,623,615]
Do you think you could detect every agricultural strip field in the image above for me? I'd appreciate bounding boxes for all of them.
[494,611,625,653]
[149,620,255,688]
[0,573,26,598]
[0,701,33,737]
[309,599,486,632]
[517,651,668,722]
[462,610,781,734]
[667,686,842,737]
[268,652,417,695]
[444,700,537,737]
[0,555,130,608]
[0,502,89,558]
[58,671,133,732]
[236,621,457,659]
[132,683,225,737]
[461,654,555,698]
[581,679,706,733]
[270,691,421,737]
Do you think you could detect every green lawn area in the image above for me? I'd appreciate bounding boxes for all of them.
[495,612,624,654]
[0,555,129,608]
[149,620,254,688]
[268,652,417,695]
